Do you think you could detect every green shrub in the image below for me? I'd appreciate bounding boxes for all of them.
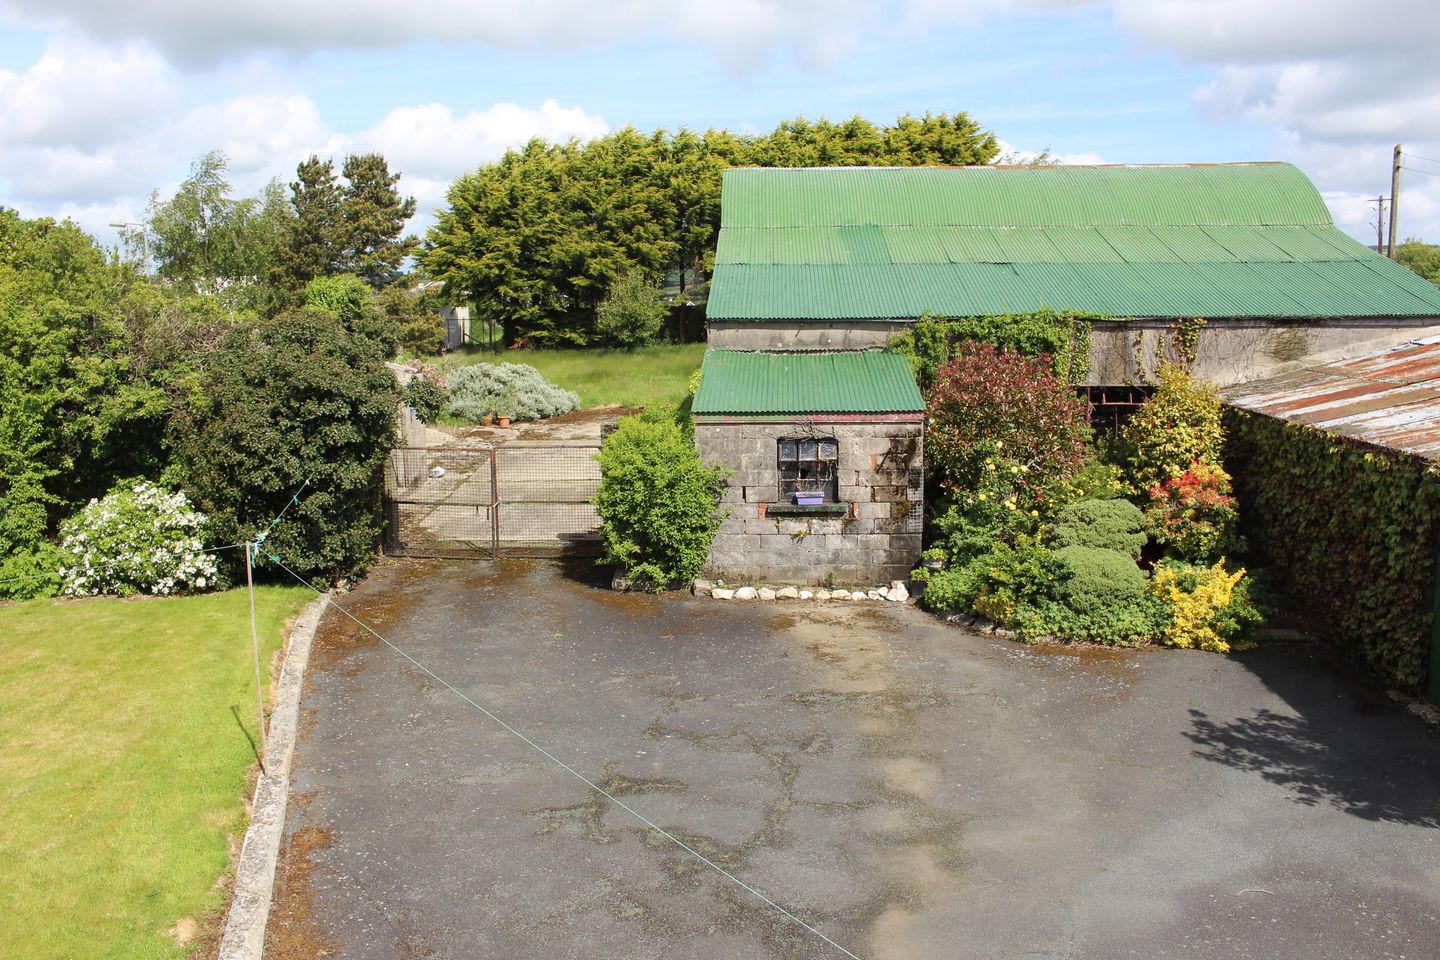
[0,541,61,600]
[304,274,397,349]
[919,560,986,612]
[403,376,446,424]
[446,363,580,422]
[969,536,1068,625]
[1050,498,1146,559]
[594,416,729,589]
[595,272,668,348]
[1047,459,1130,509]
[1017,545,1166,646]
[1121,362,1224,490]
[931,447,1044,565]
[58,481,220,596]
[921,536,1065,624]
[378,284,446,356]
[170,308,399,582]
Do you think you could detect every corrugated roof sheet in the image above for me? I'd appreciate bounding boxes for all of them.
[1223,335,1440,460]
[693,349,924,415]
[707,164,1440,321]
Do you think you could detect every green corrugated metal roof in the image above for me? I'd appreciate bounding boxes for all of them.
[707,164,1440,320]
[693,349,924,415]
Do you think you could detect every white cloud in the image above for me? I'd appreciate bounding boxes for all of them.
[352,99,610,183]
[0,38,179,150]
[0,35,610,245]
[0,0,885,73]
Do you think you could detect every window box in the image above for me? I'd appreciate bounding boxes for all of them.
[767,502,849,517]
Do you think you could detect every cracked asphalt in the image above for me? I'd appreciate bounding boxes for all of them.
[266,559,1440,959]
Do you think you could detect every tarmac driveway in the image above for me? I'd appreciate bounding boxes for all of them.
[266,560,1440,959]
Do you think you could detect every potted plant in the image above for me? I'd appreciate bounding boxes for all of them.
[495,386,522,428]
[920,547,947,572]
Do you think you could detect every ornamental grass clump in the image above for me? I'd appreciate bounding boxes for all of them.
[446,362,580,423]
[58,481,220,597]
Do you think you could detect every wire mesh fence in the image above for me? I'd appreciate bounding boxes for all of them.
[384,441,603,558]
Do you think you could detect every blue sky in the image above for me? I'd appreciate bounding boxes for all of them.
[1,0,1435,249]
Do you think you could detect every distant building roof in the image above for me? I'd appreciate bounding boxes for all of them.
[693,349,924,416]
[1224,335,1440,461]
[706,164,1440,321]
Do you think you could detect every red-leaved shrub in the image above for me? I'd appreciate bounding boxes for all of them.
[925,341,1091,496]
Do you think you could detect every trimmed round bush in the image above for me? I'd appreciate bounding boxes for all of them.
[1018,544,1165,645]
[1050,498,1146,559]
[445,363,580,423]
[58,481,220,596]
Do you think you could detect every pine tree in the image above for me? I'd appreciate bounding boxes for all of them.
[273,155,344,294]
[340,153,417,288]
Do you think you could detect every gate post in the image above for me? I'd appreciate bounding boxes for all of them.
[490,446,500,560]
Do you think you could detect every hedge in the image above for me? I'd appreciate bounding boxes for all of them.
[1224,408,1440,690]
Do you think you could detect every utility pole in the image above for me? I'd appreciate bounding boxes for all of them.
[1388,144,1402,259]
[1368,196,1388,254]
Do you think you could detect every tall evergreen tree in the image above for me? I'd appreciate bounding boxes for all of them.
[273,155,345,295]
[423,110,1001,346]
[340,153,417,288]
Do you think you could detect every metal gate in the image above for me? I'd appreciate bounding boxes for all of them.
[383,440,603,558]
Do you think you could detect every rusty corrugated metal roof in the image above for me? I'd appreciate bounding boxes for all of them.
[1223,335,1440,460]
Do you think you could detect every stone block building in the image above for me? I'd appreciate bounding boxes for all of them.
[692,350,924,585]
[694,161,1440,584]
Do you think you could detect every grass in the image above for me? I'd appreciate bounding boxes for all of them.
[437,342,706,412]
[0,586,313,960]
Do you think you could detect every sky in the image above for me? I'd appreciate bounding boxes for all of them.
[1,0,1438,252]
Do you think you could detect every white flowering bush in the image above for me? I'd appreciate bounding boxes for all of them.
[58,482,220,597]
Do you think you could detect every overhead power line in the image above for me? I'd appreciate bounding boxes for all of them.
[265,550,867,960]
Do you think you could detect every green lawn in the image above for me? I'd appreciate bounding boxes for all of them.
[0,586,313,960]
[439,342,706,412]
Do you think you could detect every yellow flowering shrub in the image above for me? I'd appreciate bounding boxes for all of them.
[1148,560,1257,653]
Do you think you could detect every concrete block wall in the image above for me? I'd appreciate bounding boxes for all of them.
[707,317,1440,389]
[1087,316,1440,388]
[706,320,904,351]
[696,418,923,585]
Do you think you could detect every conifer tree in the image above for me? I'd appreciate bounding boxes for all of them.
[340,153,417,288]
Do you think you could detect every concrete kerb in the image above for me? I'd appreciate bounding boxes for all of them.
[217,593,330,960]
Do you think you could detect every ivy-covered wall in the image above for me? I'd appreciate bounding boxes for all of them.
[1224,409,1440,691]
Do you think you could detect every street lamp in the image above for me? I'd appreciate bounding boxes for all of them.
[109,221,148,270]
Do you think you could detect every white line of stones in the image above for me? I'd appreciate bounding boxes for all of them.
[693,579,911,603]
